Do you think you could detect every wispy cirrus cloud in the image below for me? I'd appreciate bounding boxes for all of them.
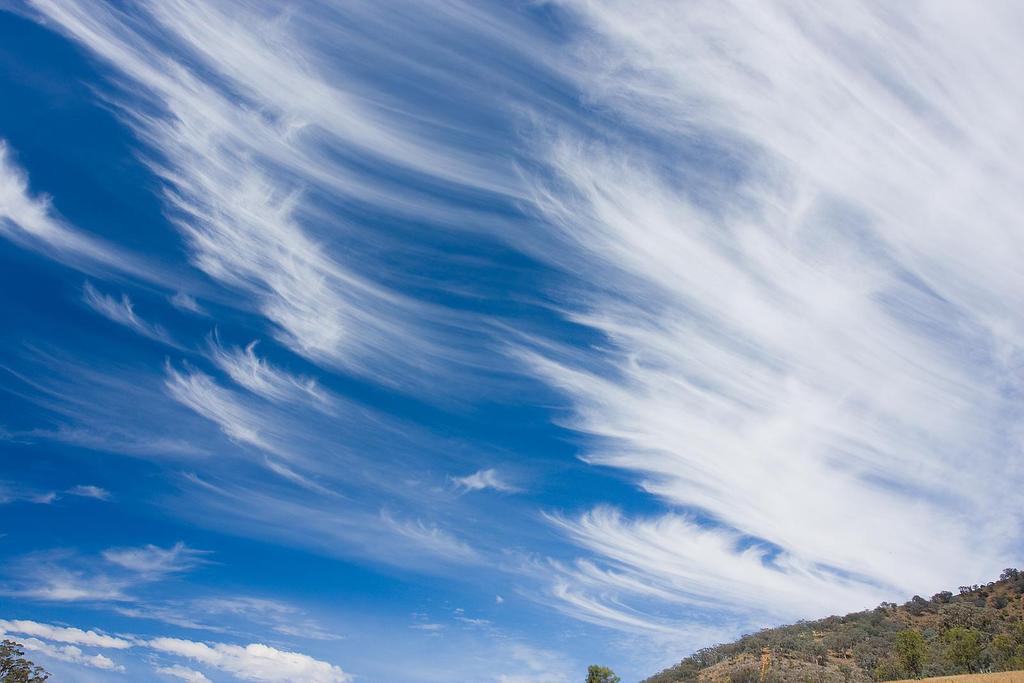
[0,139,179,288]
[3,542,208,603]
[22,0,526,384]
[380,511,482,565]
[66,484,110,500]
[0,141,129,275]
[5,1,1024,679]
[169,292,206,316]
[0,481,57,505]
[113,595,340,643]
[517,0,1024,636]
[163,364,277,456]
[207,336,331,410]
[102,541,210,577]
[82,281,176,346]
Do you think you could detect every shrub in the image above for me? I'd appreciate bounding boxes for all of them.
[941,627,984,673]
[894,630,926,677]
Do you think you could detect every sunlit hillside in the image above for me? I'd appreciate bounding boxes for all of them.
[644,569,1024,683]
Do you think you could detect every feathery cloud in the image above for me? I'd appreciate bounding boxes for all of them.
[520,0,1024,633]
[66,485,110,500]
[208,337,330,409]
[82,282,175,346]
[102,542,210,577]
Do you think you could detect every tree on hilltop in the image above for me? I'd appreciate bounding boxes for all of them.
[586,664,621,683]
[1,640,50,682]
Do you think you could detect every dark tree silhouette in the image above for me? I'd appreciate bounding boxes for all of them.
[1,640,50,682]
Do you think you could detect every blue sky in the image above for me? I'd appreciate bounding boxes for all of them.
[1,1,1023,681]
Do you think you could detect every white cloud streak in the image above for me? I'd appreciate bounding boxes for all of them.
[11,0,1024,663]
[208,336,331,409]
[0,142,126,272]
[0,618,350,682]
[17,637,125,672]
[83,282,175,346]
[0,139,176,287]
[157,664,213,683]
[163,363,332,493]
[163,364,280,456]
[148,637,351,683]
[24,0,519,382]
[0,620,132,649]
[66,485,111,500]
[520,0,1024,635]
[170,292,206,315]
[102,542,210,577]
[0,482,57,505]
[381,511,482,565]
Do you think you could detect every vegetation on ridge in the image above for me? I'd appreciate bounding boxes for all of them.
[643,569,1024,683]
[1,640,50,682]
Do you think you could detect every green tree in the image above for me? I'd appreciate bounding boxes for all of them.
[873,656,903,681]
[990,633,1018,670]
[0,640,49,682]
[942,627,983,673]
[894,629,926,677]
[586,664,621,683]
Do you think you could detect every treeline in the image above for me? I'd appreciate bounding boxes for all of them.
[643,568,1024,682]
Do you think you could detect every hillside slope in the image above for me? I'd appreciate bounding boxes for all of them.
[643,569,1024,683]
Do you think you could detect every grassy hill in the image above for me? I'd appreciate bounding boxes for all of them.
[642,569,1024,683]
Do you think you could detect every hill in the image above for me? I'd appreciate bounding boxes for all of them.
[642,569,1024,683]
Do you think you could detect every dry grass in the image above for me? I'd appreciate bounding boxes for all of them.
[889,673,1024,683]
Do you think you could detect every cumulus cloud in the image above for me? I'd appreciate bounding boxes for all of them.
[157,664,213,683]
[0,620,132,649]
[148,637,352,683]
[451,468,519,493]
[17,637,124,672]
[0,618,350,682]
